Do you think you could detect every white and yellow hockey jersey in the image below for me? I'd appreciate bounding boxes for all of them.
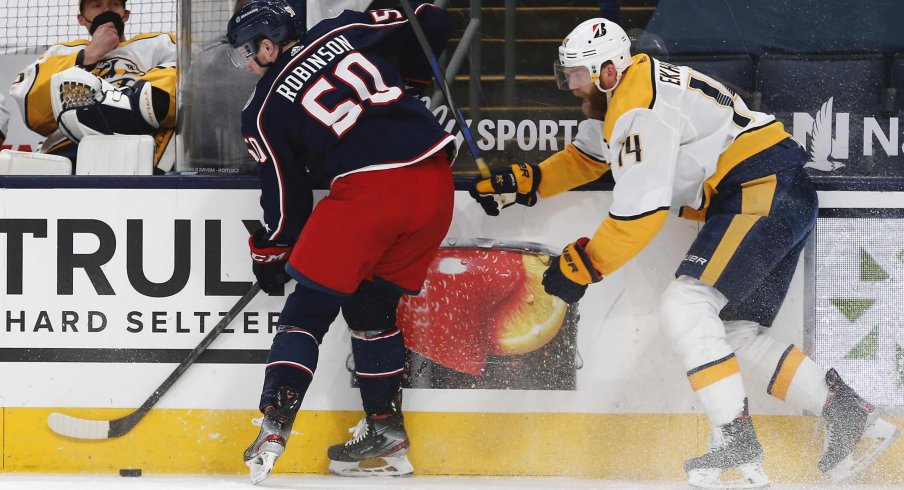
[537,54,791,276]
[0,92,9,142]
[9,32,177,162]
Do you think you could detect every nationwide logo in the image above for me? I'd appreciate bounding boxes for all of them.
[802,97,844,172]
[792,97,903,173]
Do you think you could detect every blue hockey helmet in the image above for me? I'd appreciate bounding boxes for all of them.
[226,0,300,68]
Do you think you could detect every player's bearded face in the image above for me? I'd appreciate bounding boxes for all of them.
[573,84,607,119]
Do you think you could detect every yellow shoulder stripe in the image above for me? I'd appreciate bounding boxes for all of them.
[55,39,90,48]
[125,32,177,44]
[604,54,655,142]
[537,144,610,198]
[585,208,668,275]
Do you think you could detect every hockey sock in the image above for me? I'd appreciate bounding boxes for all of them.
[725,320,829,414]
[689,353,747,426]
[662,276,747,426]
[259,326,321,413]
[351,327,406,415]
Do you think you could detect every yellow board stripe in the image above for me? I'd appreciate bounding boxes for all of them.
[741,174,778,216]
[700,214,760,285]
[4,408,904,483]
[768,345,806,401]
[687,353,740,391]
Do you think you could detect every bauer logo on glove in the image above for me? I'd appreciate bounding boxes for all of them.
[469,163,542,216]
[542,237,603,304]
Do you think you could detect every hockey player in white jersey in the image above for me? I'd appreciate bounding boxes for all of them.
[470,18,899,489]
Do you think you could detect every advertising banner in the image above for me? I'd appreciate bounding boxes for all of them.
[3,185,902,417]
[0,185,723,416]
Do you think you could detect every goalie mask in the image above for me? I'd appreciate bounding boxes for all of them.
[554,18,632,93]
[226,0,299,69]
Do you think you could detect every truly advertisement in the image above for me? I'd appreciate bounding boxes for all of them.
[2,185,862,417]
[0,214,282,350]
[0,187,633,413]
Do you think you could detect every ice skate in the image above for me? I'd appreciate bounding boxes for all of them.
[243,387,301,485]
[327,412,414,477]
[685,403,769,489]
[818,368,899,482]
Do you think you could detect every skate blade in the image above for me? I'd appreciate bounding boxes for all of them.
[688,463,770,489]
[328,455,414,477]
[247,451,278,485]
[826,416,900,483]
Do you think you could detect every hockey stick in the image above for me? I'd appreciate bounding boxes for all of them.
[48,282,262,439]
[399,0,491,179]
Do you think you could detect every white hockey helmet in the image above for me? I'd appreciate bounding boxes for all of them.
[555,18,632,92]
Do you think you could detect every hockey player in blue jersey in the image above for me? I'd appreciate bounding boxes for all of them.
[226,0,454,482]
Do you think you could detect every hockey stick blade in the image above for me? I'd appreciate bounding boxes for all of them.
[47,282,262,439]
[398,1,491,179]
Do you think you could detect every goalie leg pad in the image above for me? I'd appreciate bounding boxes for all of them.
[0,149,72,175]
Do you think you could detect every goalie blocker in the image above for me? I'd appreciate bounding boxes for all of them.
[50,66,172,170]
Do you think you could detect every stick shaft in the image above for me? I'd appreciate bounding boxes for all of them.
[48,282,262,439]
[399,1,491,178]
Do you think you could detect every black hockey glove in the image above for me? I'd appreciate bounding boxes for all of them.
[248,228,293,294]
[469,163,541,216]
[542,237,603,304]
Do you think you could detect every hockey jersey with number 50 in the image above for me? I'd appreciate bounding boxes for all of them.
[242,3,454,243]
[537,54,794,276]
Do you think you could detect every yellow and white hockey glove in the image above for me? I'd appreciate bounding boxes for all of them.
[469,163,542,216]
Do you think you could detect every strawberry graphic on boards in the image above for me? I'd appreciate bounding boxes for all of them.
[398,247,568,375]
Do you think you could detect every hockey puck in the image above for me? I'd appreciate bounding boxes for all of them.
[119,468,142,477]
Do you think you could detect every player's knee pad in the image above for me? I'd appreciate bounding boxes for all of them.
[660,275,732,368]
[724,319,761,353]
[51,67,165,142]
[277,283,345,342]
[725,319,786,370]
[342,280,404,334]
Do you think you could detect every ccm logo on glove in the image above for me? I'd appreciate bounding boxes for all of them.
[250,248,289,263]
[248,228,293,294]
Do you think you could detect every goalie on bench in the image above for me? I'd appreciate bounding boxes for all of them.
[226,0,454,483]
[9,0,176,173]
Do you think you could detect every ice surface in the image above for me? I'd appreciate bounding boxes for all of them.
[0,474,894,490]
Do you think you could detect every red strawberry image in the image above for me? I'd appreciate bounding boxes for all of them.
[398,247,567,375]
